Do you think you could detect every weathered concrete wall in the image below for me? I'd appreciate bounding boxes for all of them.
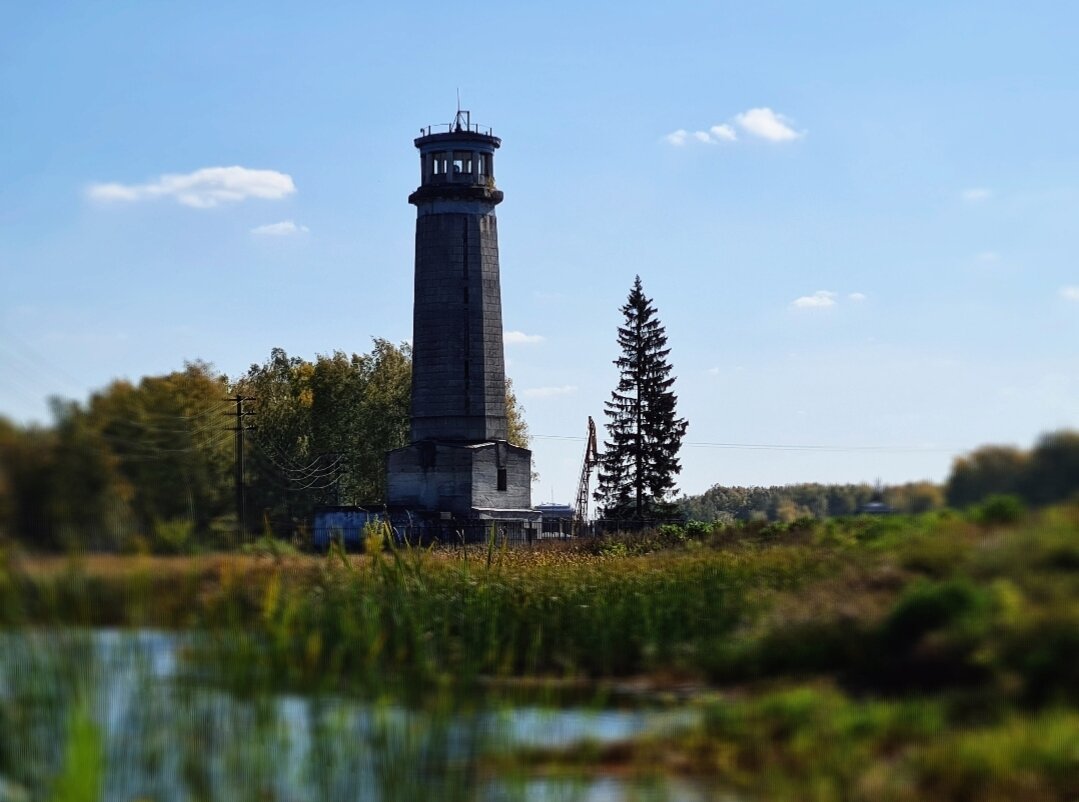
[386,440,532,515]
[471,441,532,510]
[410,211,508,443]
[386,441,475,516]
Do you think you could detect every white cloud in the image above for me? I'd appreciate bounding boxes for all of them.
[961,187,992,202]
[665,124,737,146]
[664,129,689,146]
[848,292,867,302]
[710,124,737,142]
[251,220,309,236]
[707,367,721,376]
[976,251,1000,262]
[522,385,577,399]
[735,107,804,142]
[1059,286,1079,302]
[791,290,837,309]
[87,166,296,208]
[504,330,544,345]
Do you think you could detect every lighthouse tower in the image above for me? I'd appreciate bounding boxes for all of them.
[387,111,535,523]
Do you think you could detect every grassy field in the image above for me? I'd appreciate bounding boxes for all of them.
[1,504,1078,799]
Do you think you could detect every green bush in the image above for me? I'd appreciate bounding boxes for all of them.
[881,578,989,648]
[684,520,711,538]
[970,494,1026,526]
[149,518,195,555]
[1001,614,1079,705]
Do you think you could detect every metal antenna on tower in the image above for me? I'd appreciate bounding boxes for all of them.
[453,90,469,132]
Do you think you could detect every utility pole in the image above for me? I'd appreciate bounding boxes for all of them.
[224,395,256,541]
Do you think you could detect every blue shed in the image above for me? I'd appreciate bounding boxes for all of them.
[311,506,384,551]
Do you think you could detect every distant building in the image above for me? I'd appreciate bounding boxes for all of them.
[859,500,894,515]
[535,502,574,537]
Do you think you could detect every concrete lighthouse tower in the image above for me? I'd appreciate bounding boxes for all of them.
[387,110,535,526]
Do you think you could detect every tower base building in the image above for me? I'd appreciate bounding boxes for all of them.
[387,440,533,520]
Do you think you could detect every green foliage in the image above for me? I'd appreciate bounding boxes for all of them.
[946,444,1028,507]
[880,578,990,649]
[240,535,300,559]
[48,703,102,802]
[970,493,1026,526]
[681,482,885,523]
[0,362,230,551]
[596,276,687,521]
[237,341,412,516]
[363,519,390,553]
[658,685,1078,802]
[149,518,196,555]
[945,429,1079,509]
[6,503,1079,707]
[0,341,533,550]
[85,362,232,538]
[503,377,529,449]
[1024,430,1079,505]
[3,505,1079,800]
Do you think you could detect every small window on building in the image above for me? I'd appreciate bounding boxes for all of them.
[431,152,448,175]
[452,151,472,175]
[497,467,507,491]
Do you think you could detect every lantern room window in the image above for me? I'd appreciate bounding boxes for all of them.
[452,151,472,175]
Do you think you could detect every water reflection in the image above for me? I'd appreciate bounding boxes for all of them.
[0,631,715,802]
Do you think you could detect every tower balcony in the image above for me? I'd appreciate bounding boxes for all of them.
[410,111,503,205]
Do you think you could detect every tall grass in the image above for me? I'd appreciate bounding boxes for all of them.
[1,506,1078,799]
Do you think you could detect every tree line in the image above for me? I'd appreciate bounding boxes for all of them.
[679,429,1079,523]
[0,340,529,551]
[944,430,1079,509]
[678,482,944,523]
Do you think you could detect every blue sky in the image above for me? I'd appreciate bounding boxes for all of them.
[3,1,1079,504]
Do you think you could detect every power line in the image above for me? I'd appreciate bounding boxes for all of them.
[248,437,343,480]
[531,434,960,454]
[247,443,345,495]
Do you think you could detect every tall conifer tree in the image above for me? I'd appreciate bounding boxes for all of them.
[596,276,688,521]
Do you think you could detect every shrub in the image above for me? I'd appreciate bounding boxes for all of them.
[866,577,994,690]
[1000,614,1079,705]
[149,518,195,555]
[684,520,711,538]
[656,523,687,542]
[970,494,1026,526]
[881,578,989,648]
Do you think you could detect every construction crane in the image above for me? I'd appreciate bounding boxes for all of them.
[573,416,600,535]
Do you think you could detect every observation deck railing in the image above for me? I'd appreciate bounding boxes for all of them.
[419,122,495,137]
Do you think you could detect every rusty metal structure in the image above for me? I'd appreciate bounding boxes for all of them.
[573,416,600,533]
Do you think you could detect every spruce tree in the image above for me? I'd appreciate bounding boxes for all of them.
[596,276,688,521]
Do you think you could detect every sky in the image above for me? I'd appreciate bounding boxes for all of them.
[3,1,1079,505]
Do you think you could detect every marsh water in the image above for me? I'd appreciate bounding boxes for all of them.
[0,630,720,801]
